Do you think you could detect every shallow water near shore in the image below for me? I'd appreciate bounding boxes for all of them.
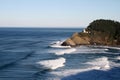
[0,28,120,80]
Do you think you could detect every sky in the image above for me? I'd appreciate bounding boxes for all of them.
[0,0,120,28]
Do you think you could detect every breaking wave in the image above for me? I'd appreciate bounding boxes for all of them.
[86,57,110,70]
[54,48,76,55]
[51,57,111,79]
[74,46,109,54]
[49,41,71,48]
[116,56,120,60]
[99,46,120,50]
[36,57,66,70]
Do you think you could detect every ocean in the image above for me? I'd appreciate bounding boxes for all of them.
[0,28,120,80]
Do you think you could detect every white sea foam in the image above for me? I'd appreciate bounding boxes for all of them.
[50,57,120,80]
[55,48,76,55]
[50,45,71,48]
[51,65,120,80]
[49,46,120,80]
[37,57,66,70]
[86,57,110,70]
[51,57,111,77]
[100,46,120,50]
[74,46,108,54]
[50,41,71,48]
[51,46,108,56]
[116,56,120,60]
[51,58,111,79]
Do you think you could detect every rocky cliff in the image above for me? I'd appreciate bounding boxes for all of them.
[61,19,120,47]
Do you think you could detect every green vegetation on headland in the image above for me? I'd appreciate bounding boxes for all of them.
[62,19,120,46]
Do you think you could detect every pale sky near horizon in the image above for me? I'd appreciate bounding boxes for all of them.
[0,0,120,28]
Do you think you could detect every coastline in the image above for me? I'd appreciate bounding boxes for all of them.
[61,19,120,47]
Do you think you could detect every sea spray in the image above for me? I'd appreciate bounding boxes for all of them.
[79,46,108,53]
[55,48,76,55]
[86,57,110,70]
[51,57,110,78]
[116,56,120,60]
[50,41,71,48]
[37,57,66,70]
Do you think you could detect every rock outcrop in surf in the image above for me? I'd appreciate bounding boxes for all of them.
[62,19,120,47]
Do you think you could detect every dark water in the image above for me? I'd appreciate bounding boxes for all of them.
[0,28,120,80]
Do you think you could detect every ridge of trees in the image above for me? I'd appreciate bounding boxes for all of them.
[87,19,120,40]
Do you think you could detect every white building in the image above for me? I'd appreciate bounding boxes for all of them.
[83,29,89,33]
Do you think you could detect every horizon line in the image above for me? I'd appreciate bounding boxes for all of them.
[0,26,86,28]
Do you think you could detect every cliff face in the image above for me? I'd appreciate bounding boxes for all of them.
[62,32,90,47]
[62,19,120,47]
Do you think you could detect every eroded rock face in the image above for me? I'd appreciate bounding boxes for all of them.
[61,31,119,47]
[62,19,120,47]
[61,38,76,47]
[61,32,90,46]
[72,34,90,45]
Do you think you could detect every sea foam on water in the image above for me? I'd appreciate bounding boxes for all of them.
[86,57,110,70]
[50,41,71,48]
[55,48,76,55]
[37,57,66,70]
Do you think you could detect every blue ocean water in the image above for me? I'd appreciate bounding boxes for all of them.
[0,28,120,80]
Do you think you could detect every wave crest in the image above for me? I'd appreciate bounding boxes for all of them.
[37,57,66,70]
[86,57,110,70]
[49,41,71,48]
[55,48,76,55]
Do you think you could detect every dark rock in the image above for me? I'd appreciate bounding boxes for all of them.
[61,38,76,47]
